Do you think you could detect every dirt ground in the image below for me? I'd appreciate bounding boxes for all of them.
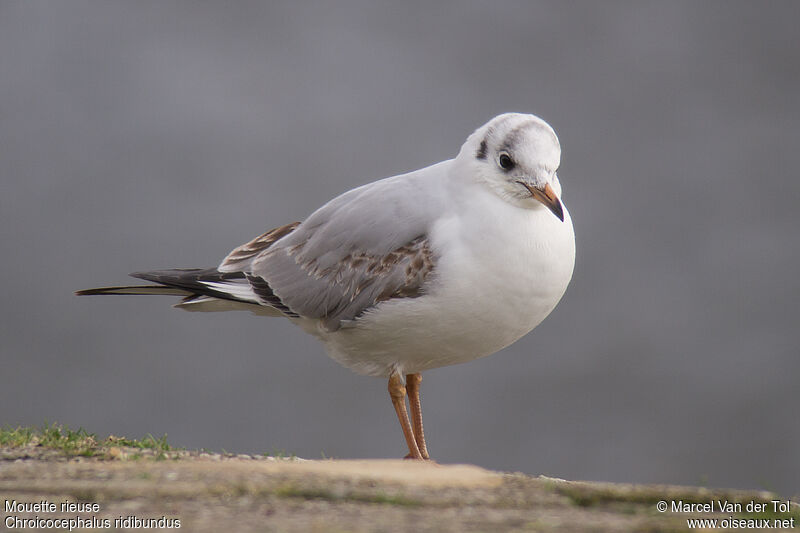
[1,446,797,532]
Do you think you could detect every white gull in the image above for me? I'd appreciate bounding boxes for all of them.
[77,113,576,460]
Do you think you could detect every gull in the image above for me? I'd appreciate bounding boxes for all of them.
[77,113,576,460]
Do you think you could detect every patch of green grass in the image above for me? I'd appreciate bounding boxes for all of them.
[0,422,98,455]
[106,433,173,451]
[0,423,175,459]
[0,425,36,447]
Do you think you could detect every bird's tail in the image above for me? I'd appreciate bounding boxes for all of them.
[76,268,243,299]
[75,268,285,317]
[75,285,191,296]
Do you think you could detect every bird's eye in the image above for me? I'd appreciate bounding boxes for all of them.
[498,152,515,171]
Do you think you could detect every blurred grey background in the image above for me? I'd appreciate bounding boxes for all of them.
[1,1,798,495]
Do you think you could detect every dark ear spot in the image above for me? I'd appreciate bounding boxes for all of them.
[476,139,487,160]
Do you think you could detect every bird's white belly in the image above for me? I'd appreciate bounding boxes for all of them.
[312,202,575,377]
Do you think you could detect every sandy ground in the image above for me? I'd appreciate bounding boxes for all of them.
[1,447,797,532]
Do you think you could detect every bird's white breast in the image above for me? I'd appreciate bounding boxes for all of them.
[317,185,575,377]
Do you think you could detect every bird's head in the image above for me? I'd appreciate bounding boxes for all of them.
[458,113,565,221]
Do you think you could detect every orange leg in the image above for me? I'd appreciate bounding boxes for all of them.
[388,372,423,460]
[405,373,430,460]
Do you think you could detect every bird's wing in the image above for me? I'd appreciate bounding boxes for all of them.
[222,162,449,330]
[219,221,301,272]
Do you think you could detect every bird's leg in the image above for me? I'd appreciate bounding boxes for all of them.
[388,372,423,460]
[405,373,430,460]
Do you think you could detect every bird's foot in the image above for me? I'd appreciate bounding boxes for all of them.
[403,453,431,461]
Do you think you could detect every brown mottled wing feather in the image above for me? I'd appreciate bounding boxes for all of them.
[371,237,435,302]
[253,233,436,331]
[219,222,300,272]
[216,219,436,329]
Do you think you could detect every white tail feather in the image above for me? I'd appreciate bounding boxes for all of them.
[174,296,284,316]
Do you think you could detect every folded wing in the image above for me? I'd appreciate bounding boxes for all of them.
[221,169,444,330]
